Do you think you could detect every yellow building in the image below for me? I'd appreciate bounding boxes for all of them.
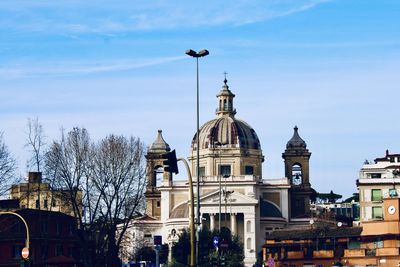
[264,197,400,267]
[10,171,82,217]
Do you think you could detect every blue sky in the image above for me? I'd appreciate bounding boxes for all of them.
[1,0,399,198]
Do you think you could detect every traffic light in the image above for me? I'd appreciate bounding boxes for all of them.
[162,149,179,174]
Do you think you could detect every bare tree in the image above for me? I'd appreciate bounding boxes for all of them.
[91,134,146,266]
[44,127,92,265]
[25,117,46,172]
[0,132,17,196]
[44,127,146,267]
[24,117,47,210]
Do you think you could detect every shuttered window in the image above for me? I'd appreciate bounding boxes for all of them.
[371,189,382,202]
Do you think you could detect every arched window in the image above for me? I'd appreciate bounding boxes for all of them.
[246,220,251,233]
[155,166,164,187]
[223,99,228,110]
[291,164,302,185]
[247,238,251,249]
[229,99,232,109]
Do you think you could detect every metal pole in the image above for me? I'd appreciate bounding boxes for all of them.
[155,246,160,267]
[178,158,195,267]
[196,56,201,265]
[219,147,222,232]
[0,212,30,249]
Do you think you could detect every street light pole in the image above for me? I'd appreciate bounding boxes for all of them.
[0,211,30,251]
[186,48,209,265]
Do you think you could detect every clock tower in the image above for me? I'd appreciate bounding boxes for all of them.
[282,126,313,219]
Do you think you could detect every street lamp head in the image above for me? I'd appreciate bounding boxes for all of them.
[198,49,209,57]
[185,49,210,58]
[186,49,197,57]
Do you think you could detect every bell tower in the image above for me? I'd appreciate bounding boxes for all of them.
[282,126,313,219]
[145,130,172,219]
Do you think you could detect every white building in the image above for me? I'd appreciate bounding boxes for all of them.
[123,79,314,266]
[358,150,400,222]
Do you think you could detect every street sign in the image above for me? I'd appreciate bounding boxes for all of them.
[21,247,29,259]
[213,236,219,249]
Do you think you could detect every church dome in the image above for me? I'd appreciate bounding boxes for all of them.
[192,117,261,150]
[191,79,261,150]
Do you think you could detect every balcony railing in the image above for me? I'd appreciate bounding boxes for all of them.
[344,248,365,257]
[286,251,304,259]
[313,250,334,258]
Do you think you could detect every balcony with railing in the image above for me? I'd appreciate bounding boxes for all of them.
[286,251,304,259]
[376,247,399,256]
[313,250,334,258]
[344,248,365,257]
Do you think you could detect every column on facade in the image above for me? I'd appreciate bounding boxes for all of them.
[230,213,237,235]
[210,213,215,230]
[243,212,257,265]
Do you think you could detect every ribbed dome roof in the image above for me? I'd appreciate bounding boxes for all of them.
[191,79,261,151]
[192,116,261,150]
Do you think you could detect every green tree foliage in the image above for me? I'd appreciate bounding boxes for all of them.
[171,227,244,267]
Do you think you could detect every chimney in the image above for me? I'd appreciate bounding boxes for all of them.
[28,172,42,183]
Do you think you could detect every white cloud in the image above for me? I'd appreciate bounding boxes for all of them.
[0,0,332,34]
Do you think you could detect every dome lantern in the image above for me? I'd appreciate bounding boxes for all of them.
[216,78,236,117]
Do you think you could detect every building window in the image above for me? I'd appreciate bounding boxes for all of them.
[371,189,382,202]
[370,173,382,178]
[41,221,48,234]
[372,206,383,219]
[68,223,75,235]
[246,238,251,249]
[374,240,384,248]
[36,199,40,208]
[199,166,205,177]
[245,166,254,175]
[55,244,63,256]
[52,199,57,207]
[246,220,251,233]
[219,165,231,177]
[41,245,48,259]
[389,188,398,197]
[12,245,23,258]
[56,222,62,235]
[67,247,74,258]
[44,199,48,208]
[156,201,161,208]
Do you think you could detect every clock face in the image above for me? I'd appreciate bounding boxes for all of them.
[388,205,396,215]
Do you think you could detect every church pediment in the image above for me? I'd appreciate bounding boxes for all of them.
[200,190,258,206]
